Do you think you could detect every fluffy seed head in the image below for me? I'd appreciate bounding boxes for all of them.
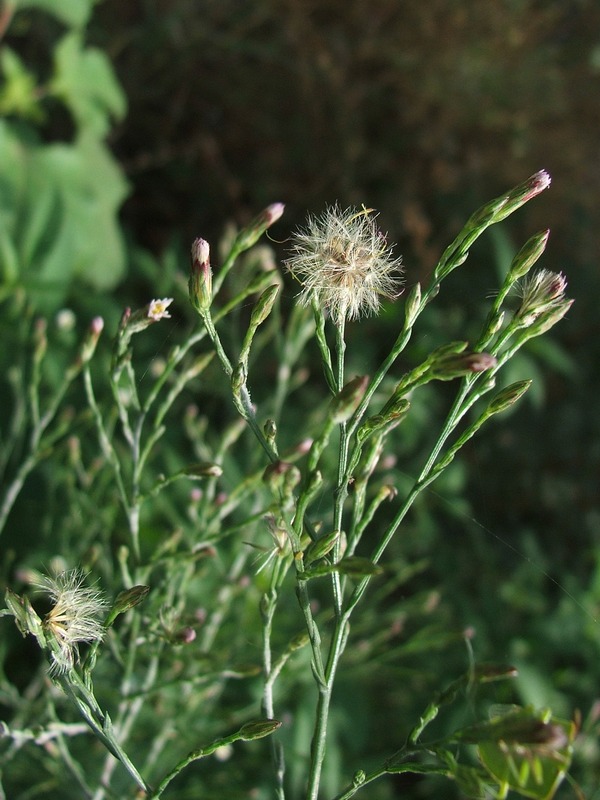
[515,269,569,326]
[285,206,403,322]
[36,569,107,675]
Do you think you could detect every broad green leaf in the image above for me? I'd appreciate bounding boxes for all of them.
[0,48,43,121]
[0,120,128,309]
[10,0,96,29]
[50,33,127,137]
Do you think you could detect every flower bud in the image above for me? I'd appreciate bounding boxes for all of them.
[507,229,550,282]
[486,380,532,416]
[189,237,212,311]
[493,170,551,223]
[78,316,104,365]
[403,282,422,329]
[304,530,340,566]
[330,375,369,423]
[430,351,497,380]
[238,719,282,741]
[235,203,285,252]
[181,462,223,478]
[112,585,150,617]
[250,284,280,328]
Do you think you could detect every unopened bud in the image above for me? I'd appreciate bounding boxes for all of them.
[231,362,246,395]
[182,462,223,478]
[235,203,285,252]
[112,585,150,616]
[189,237,212,311]
[238,719,282,741]
[493,170,551,223]
[403,282,422,329]
[263,460,297,491]
[263,419,277,441]
[250,284,280,327]
[486,380,532,416]
[330,375,369,423]
[33,318,47,362]
[79,316,104,364]
[508,229,550,282]
[304,530,340,566]
[430,351,497,379]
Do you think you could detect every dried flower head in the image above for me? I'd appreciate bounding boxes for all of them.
[286,206,403,322]
[515,269,569,327]
[36,570,107,675]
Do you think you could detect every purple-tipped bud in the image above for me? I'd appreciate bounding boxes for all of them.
[78,316,105,365]
[265,202,285,226]
[431,351,497,379]
[493,170,552,223]
[235,203,285,252]
[189,238,212,311]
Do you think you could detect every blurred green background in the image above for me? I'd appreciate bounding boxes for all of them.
[1,0,600,797]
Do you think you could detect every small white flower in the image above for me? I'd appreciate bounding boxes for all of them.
[36,570,107,675]
[147,298,173,321]
[285,206,403,322]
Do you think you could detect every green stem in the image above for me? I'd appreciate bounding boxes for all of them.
[262,587,286,800]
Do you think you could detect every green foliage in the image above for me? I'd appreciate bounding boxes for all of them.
[0,0,128,310]
[0,3,598,798]
[0,171,588,800]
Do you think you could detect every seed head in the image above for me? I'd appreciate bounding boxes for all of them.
[515,269,569,327]
[36,570,107,675]
[286,206,403,322]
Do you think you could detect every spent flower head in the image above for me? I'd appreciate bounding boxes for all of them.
[286,205,403,322]
[35,569,107,675]
[515,269,569,327]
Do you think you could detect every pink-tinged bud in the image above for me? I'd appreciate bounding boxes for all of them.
[78,316,105,365]
[175,626,196,644]
[234,203,285,252]
[493,170,552,223]
[192,237,210,266]
[525,169,552,199]
[463,353,497,372]
[90,316,104,336]
[189,237,212,311]
[265,202,285,225]
[430,351,497,379]
[295,438,313,455]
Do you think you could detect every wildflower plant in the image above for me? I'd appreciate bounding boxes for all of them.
[1,172,581,799]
